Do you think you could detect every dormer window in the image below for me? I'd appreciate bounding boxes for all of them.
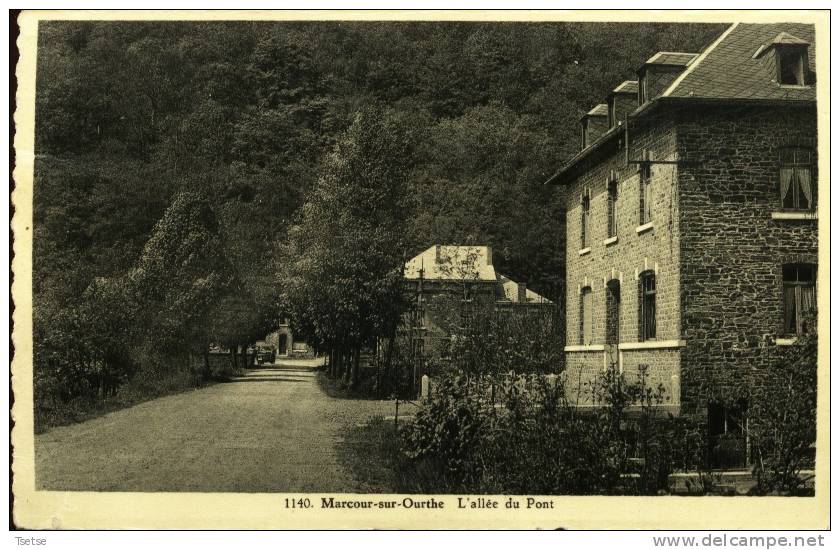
[636,52,696,105]
[608,81,639,127]
[753,32,812,87]
[580,105,609,148]
[778,47,807,86]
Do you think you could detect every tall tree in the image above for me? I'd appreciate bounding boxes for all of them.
[278,106,415,387]
[126,192,232,360]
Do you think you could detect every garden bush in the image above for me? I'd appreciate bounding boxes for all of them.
[400,365,686,495]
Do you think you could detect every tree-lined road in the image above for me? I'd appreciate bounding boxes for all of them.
[35,360,398,492]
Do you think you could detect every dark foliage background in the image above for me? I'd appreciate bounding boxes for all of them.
[35,20,724,301]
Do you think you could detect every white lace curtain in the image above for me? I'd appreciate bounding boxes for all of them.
[780,166,813,208]
[797,167,813,207]
[780,167,794,204]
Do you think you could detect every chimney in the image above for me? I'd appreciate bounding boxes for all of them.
[435,244,441,263]
[485,246,493,266]
[607,81,639,128]
[580,104,609,149]
[517,282,527,303]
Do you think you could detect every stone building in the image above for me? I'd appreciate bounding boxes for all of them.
[402,244,553,334]
[547,23,818,464]
[264,319,313,358]
[397,245,556,382]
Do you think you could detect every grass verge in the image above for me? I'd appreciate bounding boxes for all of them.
[335,416,403,493]
[315,368,380,400]
[335,415,453,494]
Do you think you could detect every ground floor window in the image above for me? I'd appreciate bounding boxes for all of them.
[580,286,593,345]
[606,279,620,345]
[708,401,748,469]
[639,271,656,340]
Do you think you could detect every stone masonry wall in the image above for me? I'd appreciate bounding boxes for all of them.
[562,117,682,407]
[676,104,818,416]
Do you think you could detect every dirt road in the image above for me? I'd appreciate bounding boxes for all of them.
[35,360,399,492]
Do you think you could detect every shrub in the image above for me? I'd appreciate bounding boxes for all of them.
[401,373,495,491]
[400,365,682,495]
[749,315,817,495]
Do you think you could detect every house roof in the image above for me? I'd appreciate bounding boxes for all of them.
[771,30,810,46]
[403,245,497,282]
[498,274,552,304]
[662,23,816,101]
[643,51,698,67]
[610,80,639,95]
[753,31,811,59]
[584,103,609,117]
[544,125,622,184]
[547,22,817,185]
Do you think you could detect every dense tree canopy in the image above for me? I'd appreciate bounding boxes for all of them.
[36,20,724,299]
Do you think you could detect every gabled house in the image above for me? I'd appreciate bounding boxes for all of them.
[547,23,818,467]
[398,245,556,380]
[402,245,552,327]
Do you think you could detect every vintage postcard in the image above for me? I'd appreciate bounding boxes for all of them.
[11,9,830,530]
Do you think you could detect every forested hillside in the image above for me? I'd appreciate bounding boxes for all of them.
[32,20,725,427]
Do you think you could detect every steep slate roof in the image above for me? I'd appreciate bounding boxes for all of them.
[547,22,817,185]
[663,23,816,101]
[644,51,698,66]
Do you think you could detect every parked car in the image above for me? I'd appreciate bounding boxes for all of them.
[255,345,276,365]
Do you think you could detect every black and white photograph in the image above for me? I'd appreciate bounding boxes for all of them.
[10,8,829,531]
